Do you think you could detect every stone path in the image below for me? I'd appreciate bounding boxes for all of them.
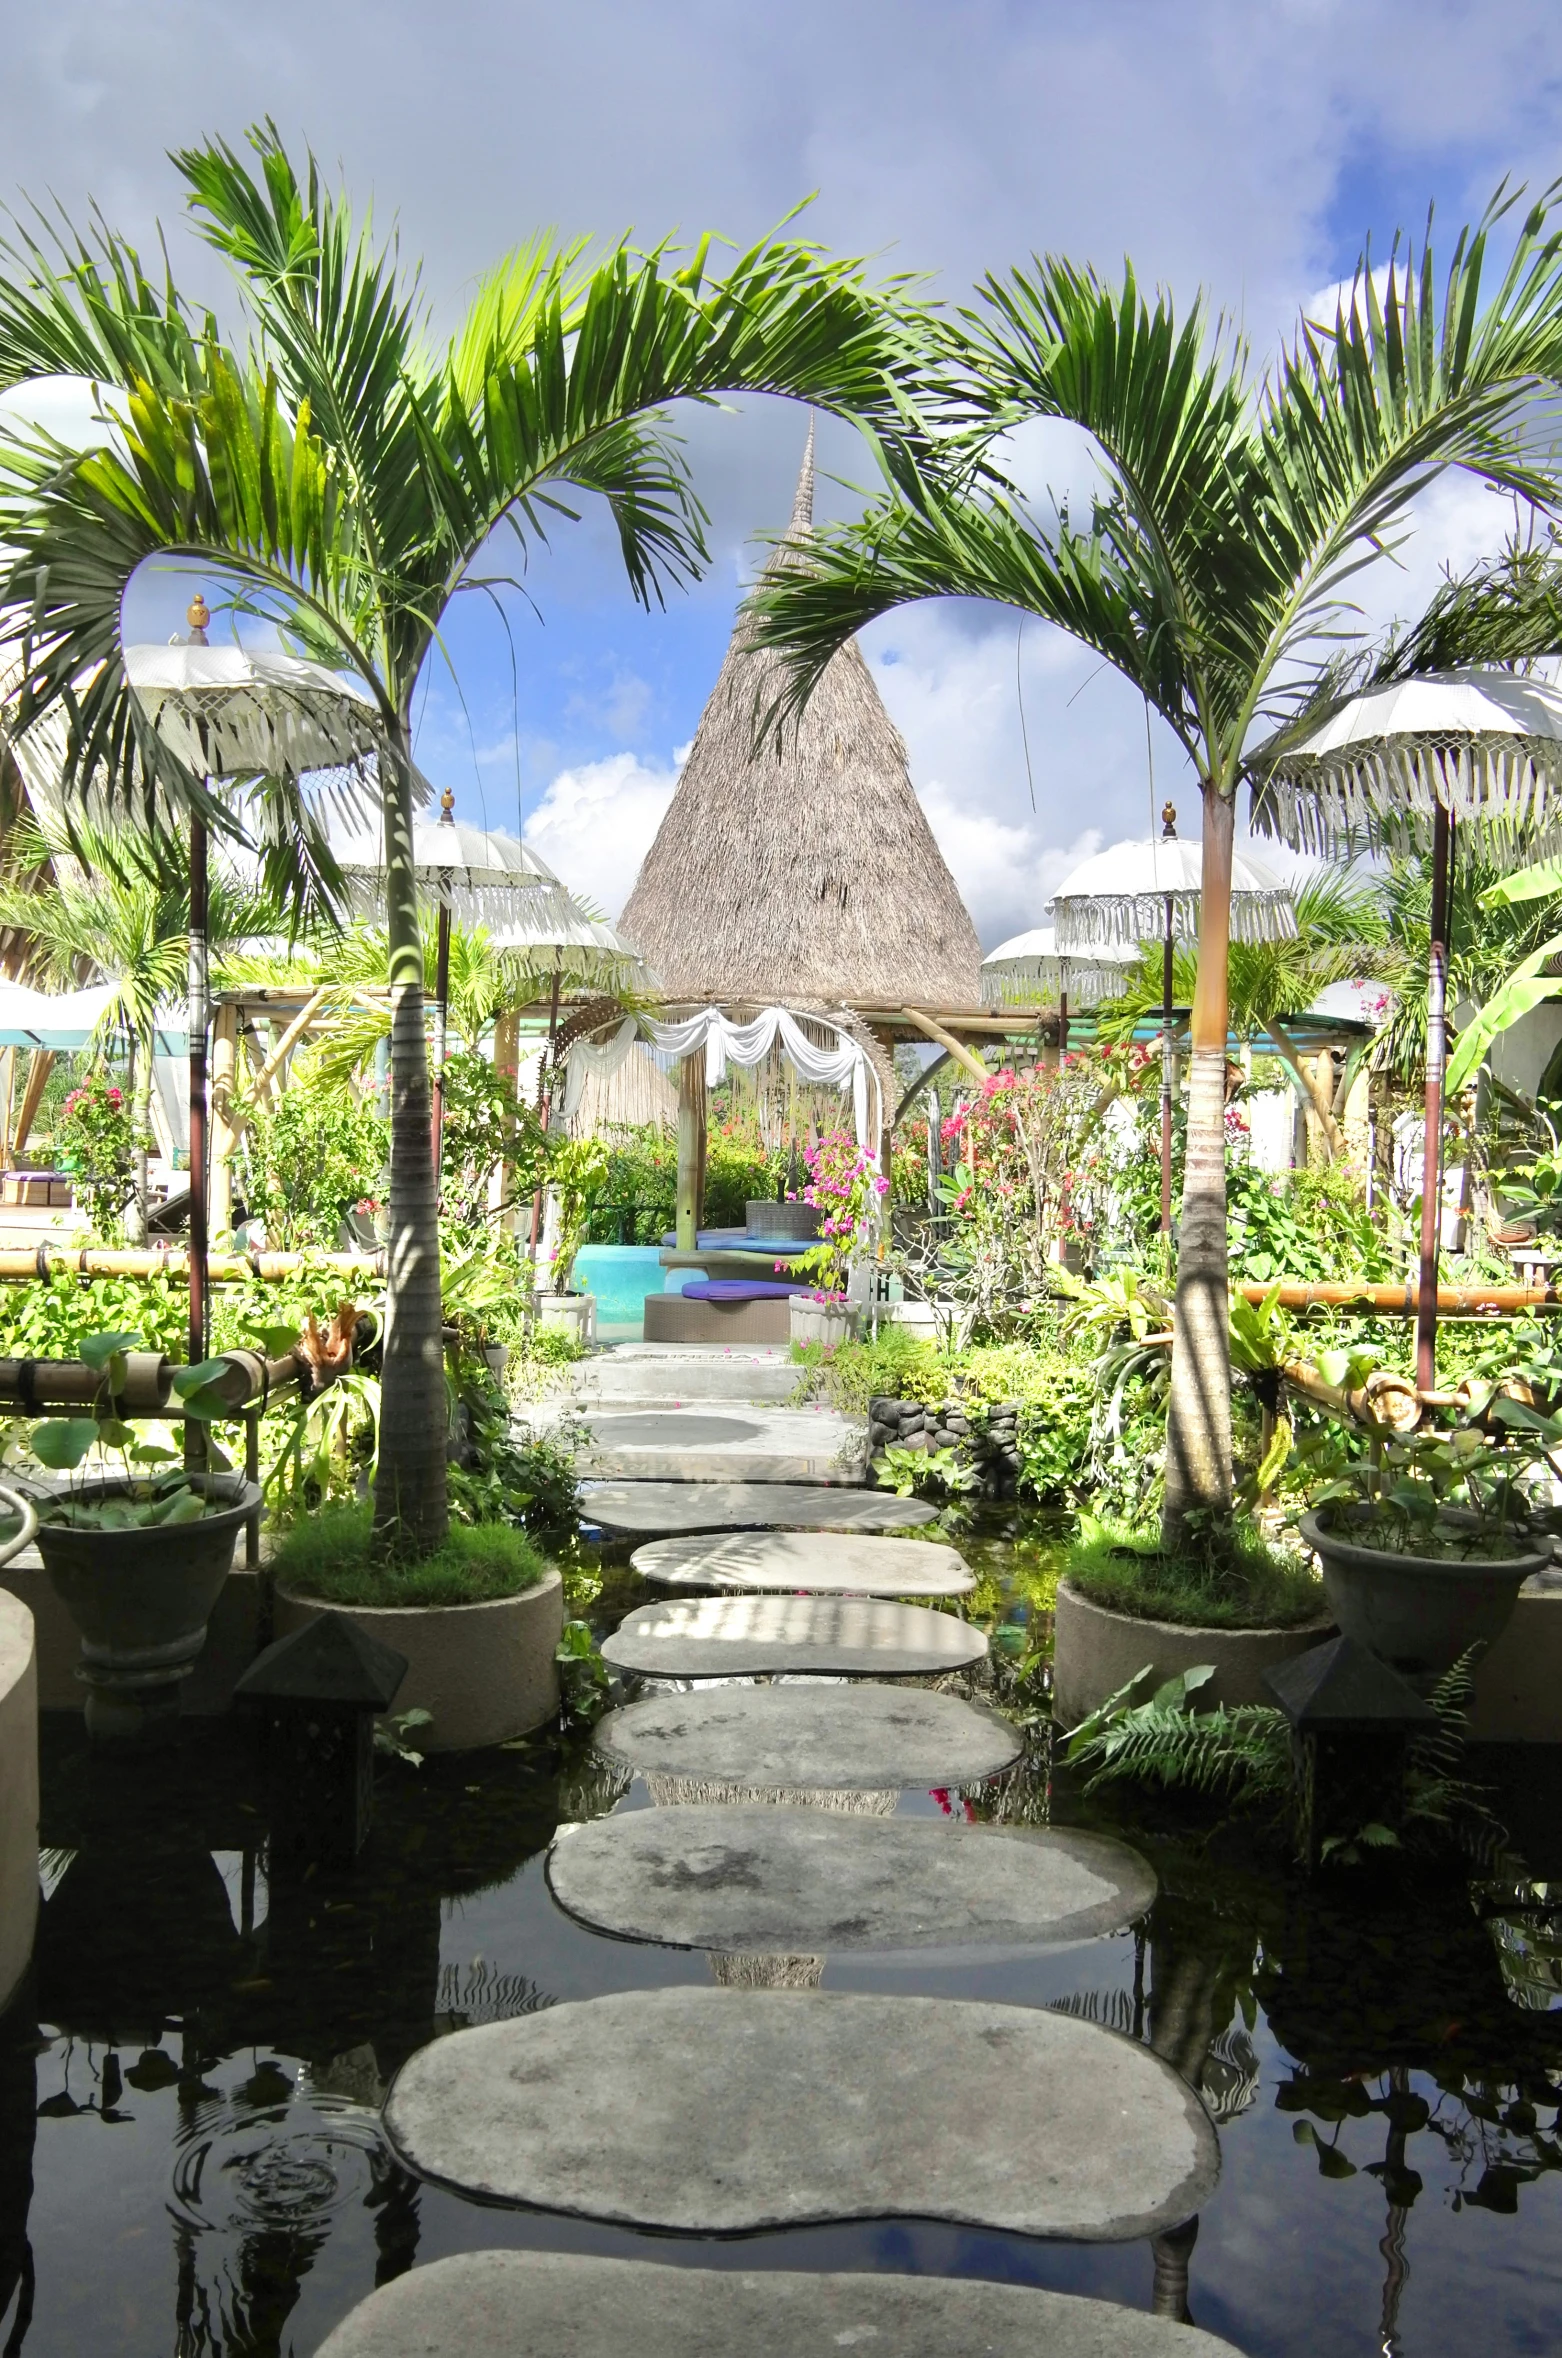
[632,1528,974,1595]
[384,1989,1221,2238]
[602,1593,986,1679]
[579,1479,938,1536]
[547,1808,1157,1952]
[327,1340,1230,2356]
[316,2251,1244,2358]
[596,1683,1022,1789]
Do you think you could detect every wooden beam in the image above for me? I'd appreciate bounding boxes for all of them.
[899,1008,989,1085]
[675,1051,706,1250]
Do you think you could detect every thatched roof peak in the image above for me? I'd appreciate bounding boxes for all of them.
[620,429,982,1011]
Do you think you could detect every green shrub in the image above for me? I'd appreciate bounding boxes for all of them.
[273,1503,547,1607]
[1064,1513,1324,1630]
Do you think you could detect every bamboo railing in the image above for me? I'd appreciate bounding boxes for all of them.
[0,1246,385,1284]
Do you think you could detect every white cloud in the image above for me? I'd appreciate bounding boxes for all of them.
[524,749,683,918]
[0,374,115,449]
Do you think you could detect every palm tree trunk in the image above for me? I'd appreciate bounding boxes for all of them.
[373,727,448,1556]
[1163,784,1234,1541]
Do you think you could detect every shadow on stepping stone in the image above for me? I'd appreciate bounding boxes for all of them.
[580,1481,940,1537]
[546,1809,1156,1955]
[596,1683,1020,1789]
[314,2251,1247,2358]
[383,1988,1221,2240]
[603,1594,986,1679]
[632,1529,973,1595]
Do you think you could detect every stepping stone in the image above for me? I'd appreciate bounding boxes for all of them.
[384,1988,1220,2238]
[633,1529,974,1596]
[548,1808,1156,1952]
[580,1480,939,1536]
[596,1682,1020,1789]
[573,1403,866,1484]
[315,2251,1246,2357]
[602,1594,986,1680]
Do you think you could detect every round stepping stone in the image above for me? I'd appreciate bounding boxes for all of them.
[595,1682,1020,1789]
[547,1809,1156,1952]
[589,1412,762,1447]
[602,1594,986,1679]
[580,1481,939,1537]
[315,2251,1246,2357]
[633,1529,973,1596]
[385,1988,1220,2239]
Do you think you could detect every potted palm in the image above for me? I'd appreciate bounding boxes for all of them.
[537,1137,608,1347]
[1299,1398,1555,1684]
[23,1333,261,1740]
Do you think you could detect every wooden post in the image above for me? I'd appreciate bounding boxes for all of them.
[493,1006,520,1233]
[1159,913,1175,1235]
[431,899,451,1169]
[209,1002,239,1243]
[187,815,209,1471]
[12,1048,54,1157]
[1416,803,1452,1391]
[0,1047,12,1168]
[675,1051,706,1250]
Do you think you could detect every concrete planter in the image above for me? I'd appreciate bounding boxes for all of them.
[0,1591,37,2012]
[1300,1506,1549,1684]
[1052,1577,1333,1730]
[275,1568,564,1752]
[789,1297,860,1349]
[538,1293,596,1347]
[37,1473,260,1742]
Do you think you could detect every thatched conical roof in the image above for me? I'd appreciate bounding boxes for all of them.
[620,427,982,1009]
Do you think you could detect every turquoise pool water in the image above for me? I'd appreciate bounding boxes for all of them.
[573,1245,687,1334]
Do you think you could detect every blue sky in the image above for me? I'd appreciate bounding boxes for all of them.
[8,1,1562,938]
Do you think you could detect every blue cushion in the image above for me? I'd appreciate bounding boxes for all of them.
[682,1279,808,1301]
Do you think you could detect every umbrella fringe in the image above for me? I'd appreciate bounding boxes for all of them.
[1052,889,1298,951]
[1251,734,1562,859]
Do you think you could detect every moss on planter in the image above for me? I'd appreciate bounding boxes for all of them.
[273,1505,546,1609]
[1065,1516,1323,1631]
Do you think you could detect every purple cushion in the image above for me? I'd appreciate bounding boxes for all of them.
[682,1279,807,1301]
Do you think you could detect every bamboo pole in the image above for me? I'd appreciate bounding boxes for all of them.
[209,1002,239,1242]
[0,1345,303,1415]
[1236,1279,1554,1314]
[12,1049,54,1156]
[0,1246,386,1283]
[675,1050,706,1250]
[493,1006,520,1235]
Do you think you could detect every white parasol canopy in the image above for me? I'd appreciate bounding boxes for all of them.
[332,794,559,919]
[491,897,654,992]
[980,926,1134,1008]
[1049,831,1297,950]
[1251,668,1562,856]
[124,642,383,784]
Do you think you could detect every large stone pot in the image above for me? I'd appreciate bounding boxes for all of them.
[1052,1578,1333,1728]
[275,1570,564,1752]
[789,1296,860,1349]
[37,1472,260,1742]
[1299,1506,1552,1685]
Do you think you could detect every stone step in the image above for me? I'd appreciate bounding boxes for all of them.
[565,1403,867,1485]
[632,1528,973,1595]
[547,1808,1157,1953]
[568,1346,800,1403]
[315,2251,1244,2358]
[602,1594,985,1680]
[595,1681,1020,1789]
[383,1988,1220,2239]
[579,1480,938,1537]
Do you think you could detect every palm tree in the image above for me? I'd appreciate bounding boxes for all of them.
[0,125,929,1552]
[1094,871,1403,1160]
[749,196,1562,1539]
[0,812,280,1236]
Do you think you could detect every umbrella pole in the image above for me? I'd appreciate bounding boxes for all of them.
[1416,803,1453,1390]
[1058,985,1069,1065]
[1160,905,1175,1237]
[431,900,451,1171]
[187,812,209,1469]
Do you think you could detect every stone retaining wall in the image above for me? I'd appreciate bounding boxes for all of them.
[865,1396,1024,1498]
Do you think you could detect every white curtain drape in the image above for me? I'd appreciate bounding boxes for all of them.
[560,1005,880,1149]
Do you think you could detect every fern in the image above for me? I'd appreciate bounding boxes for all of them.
[1069,1694,1291,1805]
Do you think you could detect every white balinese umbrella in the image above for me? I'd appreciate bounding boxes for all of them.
[1051,804,1297,1234]
[1254,666,1562,1385]
[980,925,1133,1055]
[126,597,391,1375]
[334,788,556,1160]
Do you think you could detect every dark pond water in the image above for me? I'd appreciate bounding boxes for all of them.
[2,1525,1560,2357]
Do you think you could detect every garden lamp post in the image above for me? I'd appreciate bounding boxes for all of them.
[1051,810,1296,1237]
[1253,668,1562,1387]
[125,601,385,1393]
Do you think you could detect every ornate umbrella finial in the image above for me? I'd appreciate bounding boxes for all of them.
[439,785,455,823]
[186,592,210,645]
[1161,800,1177,838]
